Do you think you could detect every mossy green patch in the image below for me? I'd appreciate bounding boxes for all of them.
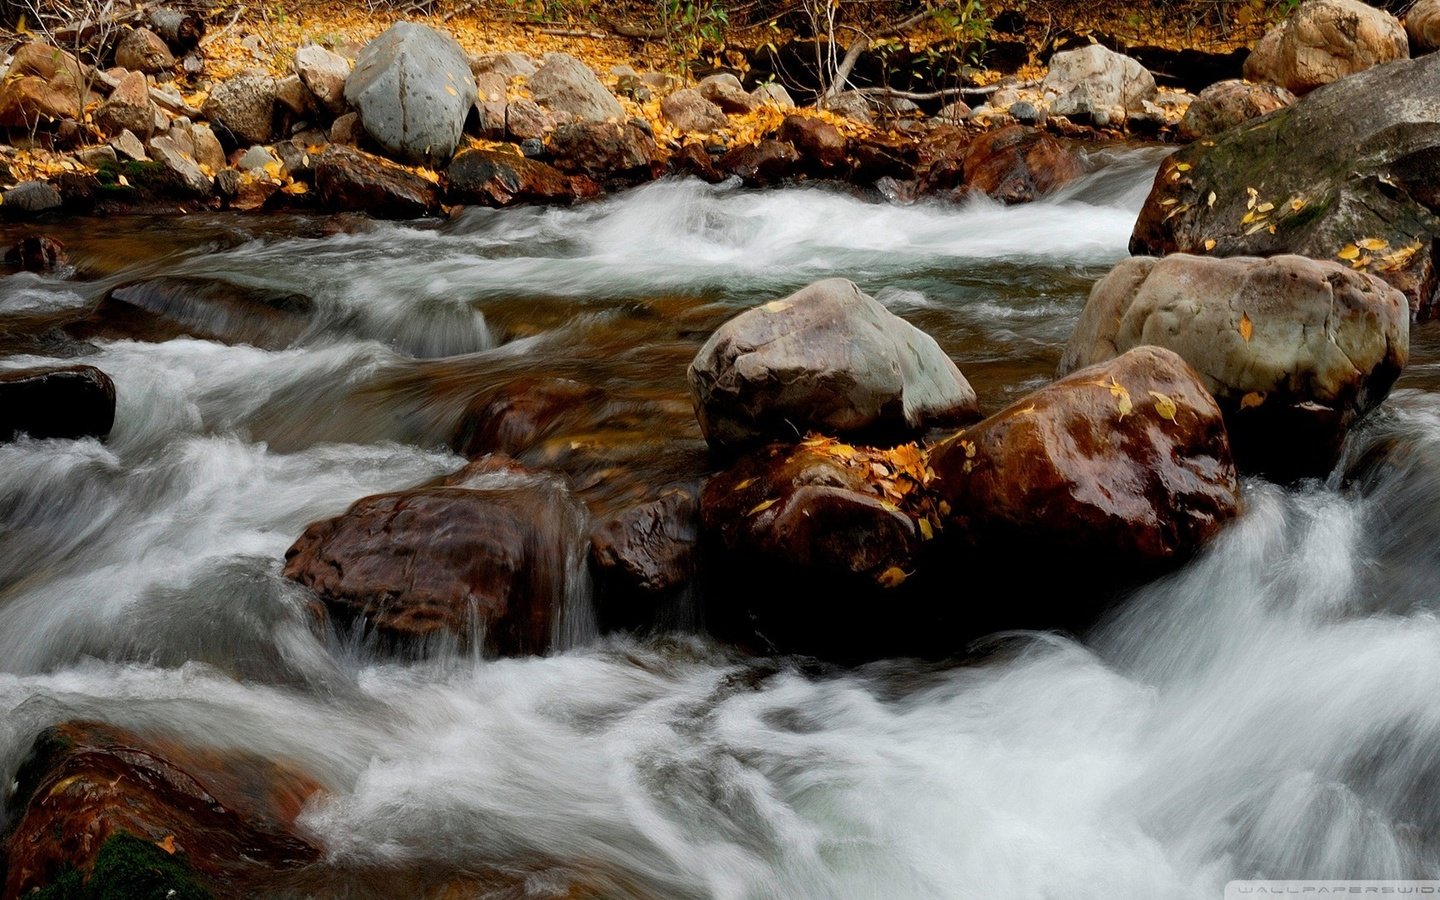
[31,832,211,900]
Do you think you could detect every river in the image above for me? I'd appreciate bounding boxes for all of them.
[4,149,1440,897]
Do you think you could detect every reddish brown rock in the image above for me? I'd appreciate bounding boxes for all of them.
[1179,79,1295,140]
[3,720,322,899]
[932,345,1240,567]
[114,27,176,74]
[450,376,606,456]
[283,474,586,657]
[668,142,724,182]
[959,124,1081,204]
[548,121,659,183]
[314,145,439,218]
[591,487,698,598]
[778,115,847,172]
[444,148,597,207]
[717,140,799,187]
[95,70,157,139]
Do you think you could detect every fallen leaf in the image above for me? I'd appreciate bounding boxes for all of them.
[1148,390,1178,421]
[1204,238,1217,251]
[158,835,176,855]
[1358,237,1389,251]
[1175,162,1192,172]
[1337,244,1361,260]
[1240,391,1266,409]
[918,518,934,540]
[1207,191,1217,207]
[877,566,908,588]
[1109,377,1132,419]
[1239,312,1253,342]
[747,498,777,516]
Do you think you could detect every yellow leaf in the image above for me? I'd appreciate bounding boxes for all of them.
[1244,221,1268,235]
[1175,162,1191,172]
[445,84,459,97]
[158,835,176,855]
[282,181,309,195]
[1241,209,1258,224]
[877,566,908,589]
[1255,201,1274,213]
[1358,237,1389,251]
[1240,391,1266,409]
[747,499,776,516]
[1148,391,1178,421]
[918,518,934,541]
[1204,238,1217,251]
[1337,244,1361,260]
[1289,197,1307,212]
[262,160,284,180]
[1109,377,1132,419]
[1207,191,1216,208]
[733,478,754,491]
[1239,312,1253,342]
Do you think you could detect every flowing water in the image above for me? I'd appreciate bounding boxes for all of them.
[4,149,1440,897]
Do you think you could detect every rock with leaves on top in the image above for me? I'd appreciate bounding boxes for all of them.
[1059,254,1408,479]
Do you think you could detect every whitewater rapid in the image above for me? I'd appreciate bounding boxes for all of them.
[4,150,1438,897]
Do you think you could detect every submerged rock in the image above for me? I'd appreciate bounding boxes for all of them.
[1244,0,1408,94]
[591,486,699,601]
[688,278,979,449]
[283,467,589,657]
[345,22,477,165]
[5,235,67,272]
[74,276,314,349]
[931,346,1240,569]
[450,376,606,457]
[1060,254,1408,479]
[3,720,322,898]
[0,365,115,442]
[1131,50,1440,319]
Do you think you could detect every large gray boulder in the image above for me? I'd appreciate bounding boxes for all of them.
[1041,44,1156,127]
[345,22,477,166]
[526,53,624,123]
[1245,0,1407,94]
[1060,254,1409,479]
[688,278,980,449]
[1132,50,1440,320]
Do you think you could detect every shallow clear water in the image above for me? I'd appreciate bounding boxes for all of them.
[4,150,1440,898]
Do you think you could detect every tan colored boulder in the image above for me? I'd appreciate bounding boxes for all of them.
[1179,78,1296,139]
[95,70,157,138]
[1409,0,1440,54]
[114,26,175,73]
[0,43,88,127]
[293,43,350,114]
[660,88,727,134]
[1244,0,1408,94]
[1060,254,1408,479]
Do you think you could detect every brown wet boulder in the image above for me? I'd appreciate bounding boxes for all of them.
[1179,79,1295,140]
[95,70,158,139]
[716,139,800,187]
[688,278,979,449]
[1059,254,1408,480]
[314,145,439,218]
[3,720,322,899]
[932,346,1240,569]
[959,124,1080,204]
[1131,51,1440,318]
[700,438,937,654]
[0,365,115,442]
[71,276,314,350]
[283,468,589,658]
[444,147,597,207]
[591,486,699,612]
[1244,0,1408,95]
